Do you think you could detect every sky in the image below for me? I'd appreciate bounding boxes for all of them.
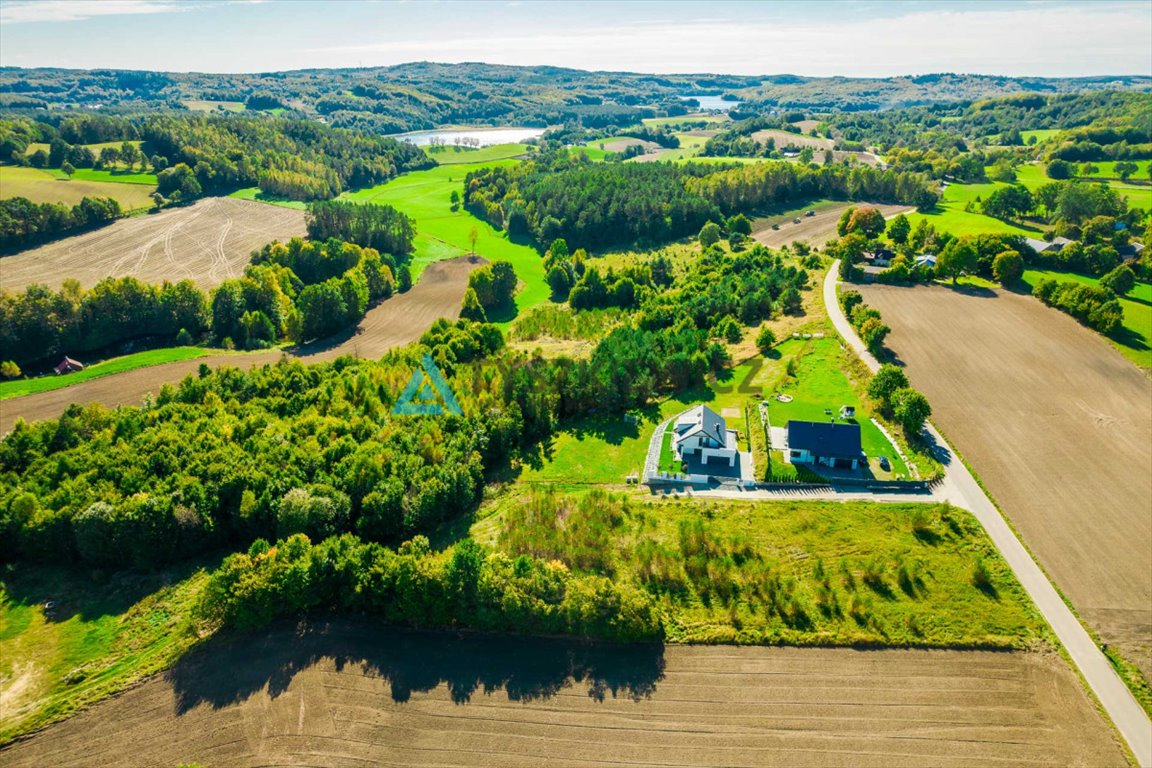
[0,0,1150,77]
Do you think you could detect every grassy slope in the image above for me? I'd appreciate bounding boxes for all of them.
[475,492,1049,648]
[0,166,156,210]
[0,347,212,400]
[423,143,532,165]
[338,160,551,327]
[1021,270,1152,369]
[0,563,212,743]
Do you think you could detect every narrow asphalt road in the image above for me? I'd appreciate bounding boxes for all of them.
[826,260,1152,767]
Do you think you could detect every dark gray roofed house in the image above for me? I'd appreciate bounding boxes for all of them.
[786,420,864,470]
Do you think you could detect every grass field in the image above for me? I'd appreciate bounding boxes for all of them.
[0,166,156,210]
[181,99,244,112]
[860,281,1152,691]
[227,186,309,209]
[424,142,532,165]
[478,490,1048,648]
[1014,163,1152,211]
[0,347,211,400]
[0,562,212,743]
[1020,129,1060,144]
[1021,269,1152,369]
[338,160,551,326]
[47,168,158,186]
[909,179,1037,237]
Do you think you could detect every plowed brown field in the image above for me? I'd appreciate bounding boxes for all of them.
[1,621,1124,768]
[859,282,1152,684]
[752,203,911,249]
[0,196,307,292]
[0,257,480,433]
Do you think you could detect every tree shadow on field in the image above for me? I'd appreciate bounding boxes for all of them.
[167,619,666,714]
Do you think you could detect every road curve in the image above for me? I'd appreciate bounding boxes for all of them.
[825,261,1152,767]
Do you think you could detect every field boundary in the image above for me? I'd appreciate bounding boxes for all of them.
[826,260,1152,767]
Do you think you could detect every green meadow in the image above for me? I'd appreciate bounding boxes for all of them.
[474,491,1048,648]
[0,347,212,400]
[909,179,1037,237]
[423,143,533,165]
[1021,269,1152,369]
[338,154,551,326]
[228,187,309,209]
[1019,128,1060,144]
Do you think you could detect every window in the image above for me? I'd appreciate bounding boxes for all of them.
[790,450,801,458]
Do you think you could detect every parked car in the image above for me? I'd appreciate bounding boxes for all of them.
[878,456,891,471]
[771,223,780,230]
[805,210,815,217]
[793,217,801,224]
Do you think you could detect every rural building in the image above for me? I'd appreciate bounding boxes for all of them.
[54,356,84,375]
[914,253,937,268]
[866,248,896,267]
[673,404,739,467]
[1024,236,1074,254]
[784,420,864,469]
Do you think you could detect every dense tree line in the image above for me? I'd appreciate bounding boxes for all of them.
[465,153,718,250]
[1032,279,1124,334]
[197,533,661,641]
[0,277,209,368]
[0,196,121,252]
[0,238,396,367]
[464,152,936,252]
[306,200,415,255]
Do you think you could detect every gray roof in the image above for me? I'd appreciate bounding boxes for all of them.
[675,404,728,447]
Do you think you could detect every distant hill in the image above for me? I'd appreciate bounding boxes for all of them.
[0,63,1148,132]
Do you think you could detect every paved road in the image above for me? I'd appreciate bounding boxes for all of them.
[826,261,1152,767]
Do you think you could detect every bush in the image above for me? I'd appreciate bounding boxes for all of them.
[991,250,1024,285]
[197,532,663,642]
[0,360,21,380]
[1100,264,1136,296]
[755,326,776,355]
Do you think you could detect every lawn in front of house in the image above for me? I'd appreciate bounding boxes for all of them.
[760,337,910,477]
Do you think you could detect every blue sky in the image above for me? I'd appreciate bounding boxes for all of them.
[0,0,1149,76]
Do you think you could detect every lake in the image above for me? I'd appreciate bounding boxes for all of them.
[395,127,546,146]
[680,95,742,112]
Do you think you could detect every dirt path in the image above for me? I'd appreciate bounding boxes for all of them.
[1,621,1125,768]
[0,256,481,433]
[0,197,307,292]
[826,266,1152,765]
[752,203,911,249]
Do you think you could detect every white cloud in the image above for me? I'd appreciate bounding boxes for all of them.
[0,0,187,24]
[0,0,263,25]
[303,3,1152,77]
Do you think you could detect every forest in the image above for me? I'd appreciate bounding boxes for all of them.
[0,112,432,206]
[1,64,1146,132]
[464,151,937,251]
